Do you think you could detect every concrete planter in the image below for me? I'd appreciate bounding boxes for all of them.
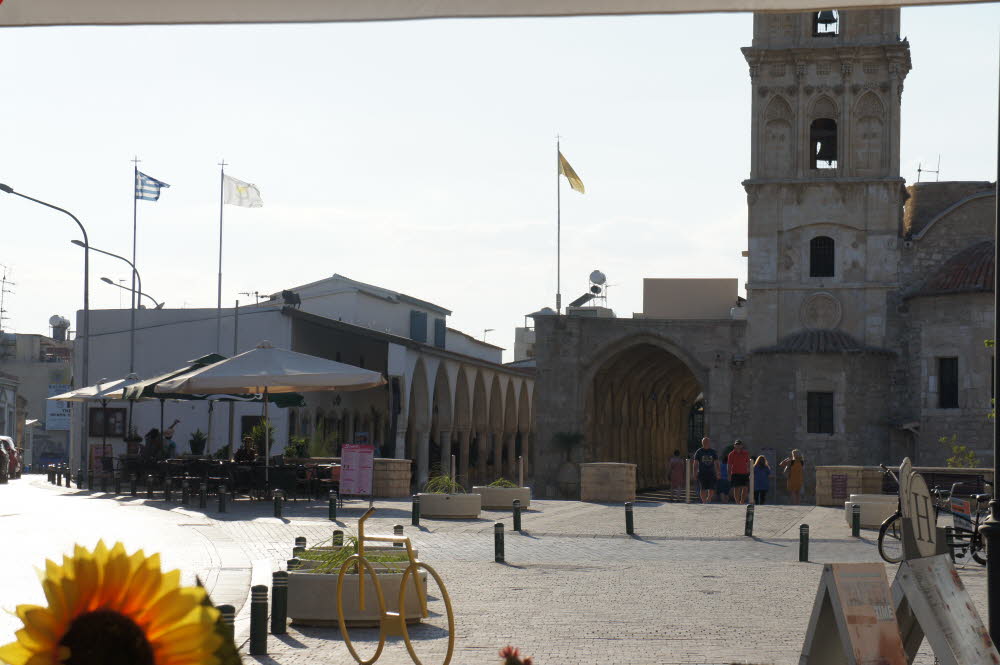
[417,492,481,518]
[471,486,531,510]
[843,494,898,528]
[288,567,427,627]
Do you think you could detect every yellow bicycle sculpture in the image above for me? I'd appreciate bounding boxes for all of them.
[336,507,455,665]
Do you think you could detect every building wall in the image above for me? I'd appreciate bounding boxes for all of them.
[640,278,739,320]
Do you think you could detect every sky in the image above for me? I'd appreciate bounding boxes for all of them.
[0,4,998,361]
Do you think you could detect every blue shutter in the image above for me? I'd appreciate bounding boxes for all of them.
[409,310,428,343]
[433,319,446,348]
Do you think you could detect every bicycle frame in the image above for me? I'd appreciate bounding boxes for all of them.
[355,506,428,617]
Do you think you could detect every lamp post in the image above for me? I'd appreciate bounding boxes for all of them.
[71,240,142,374]
[100,277,162,309]
[0,183,90,484]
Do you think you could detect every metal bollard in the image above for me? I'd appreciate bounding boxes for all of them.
[286,558,301,571]
[273,490,284,518]
[100,472,108,494]
[292,546,305,558]
[130,473,137,496]
[513,499,522,532]
[114,473,121,495]
[411,494,420,527]
[851,504,861,538]
[199,483,208,510]
[249,584,268,655]
[394,525,404,547]
[146,474,154,500]
[799,524,810,562]
[745,504,755,538]
[332,530,344,547]
[56,466,62,487]
[181,480,190,505]
[164,477,172,502]
[217,604,236,644]
[494,522,505,563]
[328,490,337,521]
[295,536,307,550]
[77,469,84,490]
[271,571,288,635]
[625,502,634,535]
[218,484,227,513]
[47,466,53,483]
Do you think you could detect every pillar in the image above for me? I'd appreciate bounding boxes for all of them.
[458,430,471,488]
[416,429,430,488]
[476,431,488,482]
[439,430,452,478]
[394,428,407,459]
[504,432,516,481]
[492,431,503,482]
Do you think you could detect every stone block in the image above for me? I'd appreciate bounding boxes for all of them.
[580,463,636,503]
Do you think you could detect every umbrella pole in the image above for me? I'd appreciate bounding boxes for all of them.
[159,399,165,454]
[207,400,214,457]
[101,398,108,478]
[264,388,269,486]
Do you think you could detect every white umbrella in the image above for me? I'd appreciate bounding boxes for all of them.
[155,341,386,481]
[48,374,142,471]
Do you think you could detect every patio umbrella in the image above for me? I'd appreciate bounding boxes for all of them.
[48,373,142,471]
[155,340,386,480]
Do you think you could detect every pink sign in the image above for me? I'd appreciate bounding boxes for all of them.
[340,444,375,496]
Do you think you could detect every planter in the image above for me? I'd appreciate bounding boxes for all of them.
[472,486,531,510]
[288,568,427,627]
[417,492,481,518]
[843,494,898,528]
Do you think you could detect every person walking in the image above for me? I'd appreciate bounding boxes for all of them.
[668,449,686,502]
[726,439,752,505]
[692,436,720,504]
[753,456,771,504]
[779,449,805,505]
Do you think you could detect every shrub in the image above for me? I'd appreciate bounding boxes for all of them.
[939,434,981,468]
[423,474,465,494]
[488,477,518,488]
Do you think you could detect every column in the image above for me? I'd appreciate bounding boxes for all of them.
[394,428,407,460]
[476,431,488,482]
[439,430,453,478]
[504,432,516,481]
[457,430,470,488]
[492,431,503,482]
[416,429,430,488]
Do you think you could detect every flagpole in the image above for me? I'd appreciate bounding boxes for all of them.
[556,137,562,314]
[129,157,139,373]
[217,159,227,353]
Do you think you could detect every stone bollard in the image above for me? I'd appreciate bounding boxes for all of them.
[146,474,154,500]
[494,522,505,563]
[199,483,208,510]
[513,499,522,532]
[271,571,288,635]
[332,530,344,547]
[217,604,236,644]
[799,524,810,562]
[851,504,861,538]
[394,524,404,547]
[217,484,227,513]
[625,502,634,535]
[328,490,337,521]
[273,490,284,519]
[249,585,268,655]
[745,504,755,538]
[411,494,420,527]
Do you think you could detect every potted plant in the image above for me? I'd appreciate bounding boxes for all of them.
[124,425,143,456]
[472,477,532,510]
[287,536,427,627]
[188,429,208,456]
[417,474,481,518]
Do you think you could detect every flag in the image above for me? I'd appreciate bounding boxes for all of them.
[222,174,263,208]
[135,171,170,201]
[558,151,585,194]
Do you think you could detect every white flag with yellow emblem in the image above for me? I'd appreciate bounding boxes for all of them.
[222,174,263,208]
[558,151,585,194]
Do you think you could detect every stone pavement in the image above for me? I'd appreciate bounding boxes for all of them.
[0,475,989,664]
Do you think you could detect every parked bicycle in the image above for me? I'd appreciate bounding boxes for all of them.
[877,463,989,565]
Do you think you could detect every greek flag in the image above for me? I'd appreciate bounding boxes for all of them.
[135,171,170,201]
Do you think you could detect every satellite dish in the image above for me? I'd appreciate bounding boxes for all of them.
[590,285,602,295]
[589,270,606,285]
[49,315,70,328]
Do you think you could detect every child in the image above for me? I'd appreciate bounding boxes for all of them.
[753,456,771,504]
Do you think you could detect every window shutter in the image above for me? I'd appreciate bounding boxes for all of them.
[409,310,428,343]
[434,319,446,348]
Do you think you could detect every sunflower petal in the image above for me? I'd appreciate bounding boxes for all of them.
[0,641,33,665]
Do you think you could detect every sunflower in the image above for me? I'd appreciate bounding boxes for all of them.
[0,541,222,665]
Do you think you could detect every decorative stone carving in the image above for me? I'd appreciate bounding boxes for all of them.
[763,96,794,177]
[770,64,786,77]
[816,62,831,76]
[800,292,843,330]
[854,92,885,172]
[811,95,838,119]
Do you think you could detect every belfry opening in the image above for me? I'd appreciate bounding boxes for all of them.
[584,343,703,490]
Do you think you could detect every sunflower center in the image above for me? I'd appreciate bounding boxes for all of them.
[59,609,154,665]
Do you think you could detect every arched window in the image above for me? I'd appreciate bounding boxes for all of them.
[810,236,835,277]
[810,118,838,169]
[813,10,839,36]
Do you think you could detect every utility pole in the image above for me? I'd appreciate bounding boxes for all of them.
[0,265,15,333]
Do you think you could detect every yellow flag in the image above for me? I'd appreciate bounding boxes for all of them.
[558,151,585,194]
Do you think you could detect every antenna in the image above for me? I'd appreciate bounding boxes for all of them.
[0,265,15,332]
[916,155,941,183]
[238,290,262,305]
[483,328,494,342]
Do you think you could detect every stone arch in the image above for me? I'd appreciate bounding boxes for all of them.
[853,91,885,173]
[516,380,531,479]
[763,95,794,177]
[810,94,839,119]
[453,367,473,484]
[430,362,453,476]
[584,341,704,490]
[405,359,431,487]
[581,333,709,393]
[486,374,504,481]
[470,370,489,484]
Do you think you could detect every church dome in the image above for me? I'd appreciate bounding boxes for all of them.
[909,240,994,299]
[754,329,894,355]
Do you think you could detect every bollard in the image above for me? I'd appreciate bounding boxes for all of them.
[164,477,172,502]
[513,499,522,532]
[181,480,190,505]
[494,522,505,563]
[218,484,227,513]
[100,472,108,494]
[114,473,121,495]
[332,530,344,547]
[147,474,154,500]
[292,546,305,558]
[851,504,861,538]
[77,469,84,490]
[328,490,337,521]
[411,494,420,527]
[745,504,755,538]
[273,490,284,519]
[199,483,208,510]
[249,585,268,655]
[217,604,236,644]
[799,524,810,562]
[55,467,62,487]
[130,473,137,496]
[625,502,634,535]
[393,525,404,547]
[271,571,289,635]
[47,466,53,484]
[294,536,307,550]
[287,558,301,571]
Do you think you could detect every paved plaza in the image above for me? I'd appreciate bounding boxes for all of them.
[0,475,988,664]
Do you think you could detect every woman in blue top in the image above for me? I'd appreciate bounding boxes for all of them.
[753,456,771,504]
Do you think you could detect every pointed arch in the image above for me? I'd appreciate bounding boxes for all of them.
[763,96,794,177]
[854,91,885,173]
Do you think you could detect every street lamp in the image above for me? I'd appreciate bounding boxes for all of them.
[0,182,90,484]
[100,277,163,309]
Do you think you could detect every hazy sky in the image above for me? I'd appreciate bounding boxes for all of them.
[1,4,997,361]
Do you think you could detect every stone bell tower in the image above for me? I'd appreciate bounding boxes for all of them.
[741,9,912,350]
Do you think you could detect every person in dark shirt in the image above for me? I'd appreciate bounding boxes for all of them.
[692,436,720,504]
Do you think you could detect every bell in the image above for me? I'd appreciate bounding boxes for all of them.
[816,10,837,25]
[815,137,837,163]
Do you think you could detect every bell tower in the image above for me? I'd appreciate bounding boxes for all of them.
[741,9,911,350]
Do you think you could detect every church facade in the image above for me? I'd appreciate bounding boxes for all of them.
[531,8,995,500]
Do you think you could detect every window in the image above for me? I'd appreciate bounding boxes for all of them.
[810,236,835,277]
[939,357,959,409]
[89,408,126,437]
[807,392,834,434]
[409,310,428,343]
[812,10,839,36]
[433,318,446,349]
[810,118,838,169]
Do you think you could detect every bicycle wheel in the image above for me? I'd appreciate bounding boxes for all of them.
[878,513,904,564]
[398,561,456,665]
[336,555,389,665]
[972,533,988,566]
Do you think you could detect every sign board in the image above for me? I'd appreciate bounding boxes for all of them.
[89,443,112,472]
[831,474,849,502]
[892,554,999,665]
[905,473,937,558]
[950,498,973,532]
[800,563,907,665]
[340,444,375,496]
[45,384,72,430]
[898,458,913,515]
